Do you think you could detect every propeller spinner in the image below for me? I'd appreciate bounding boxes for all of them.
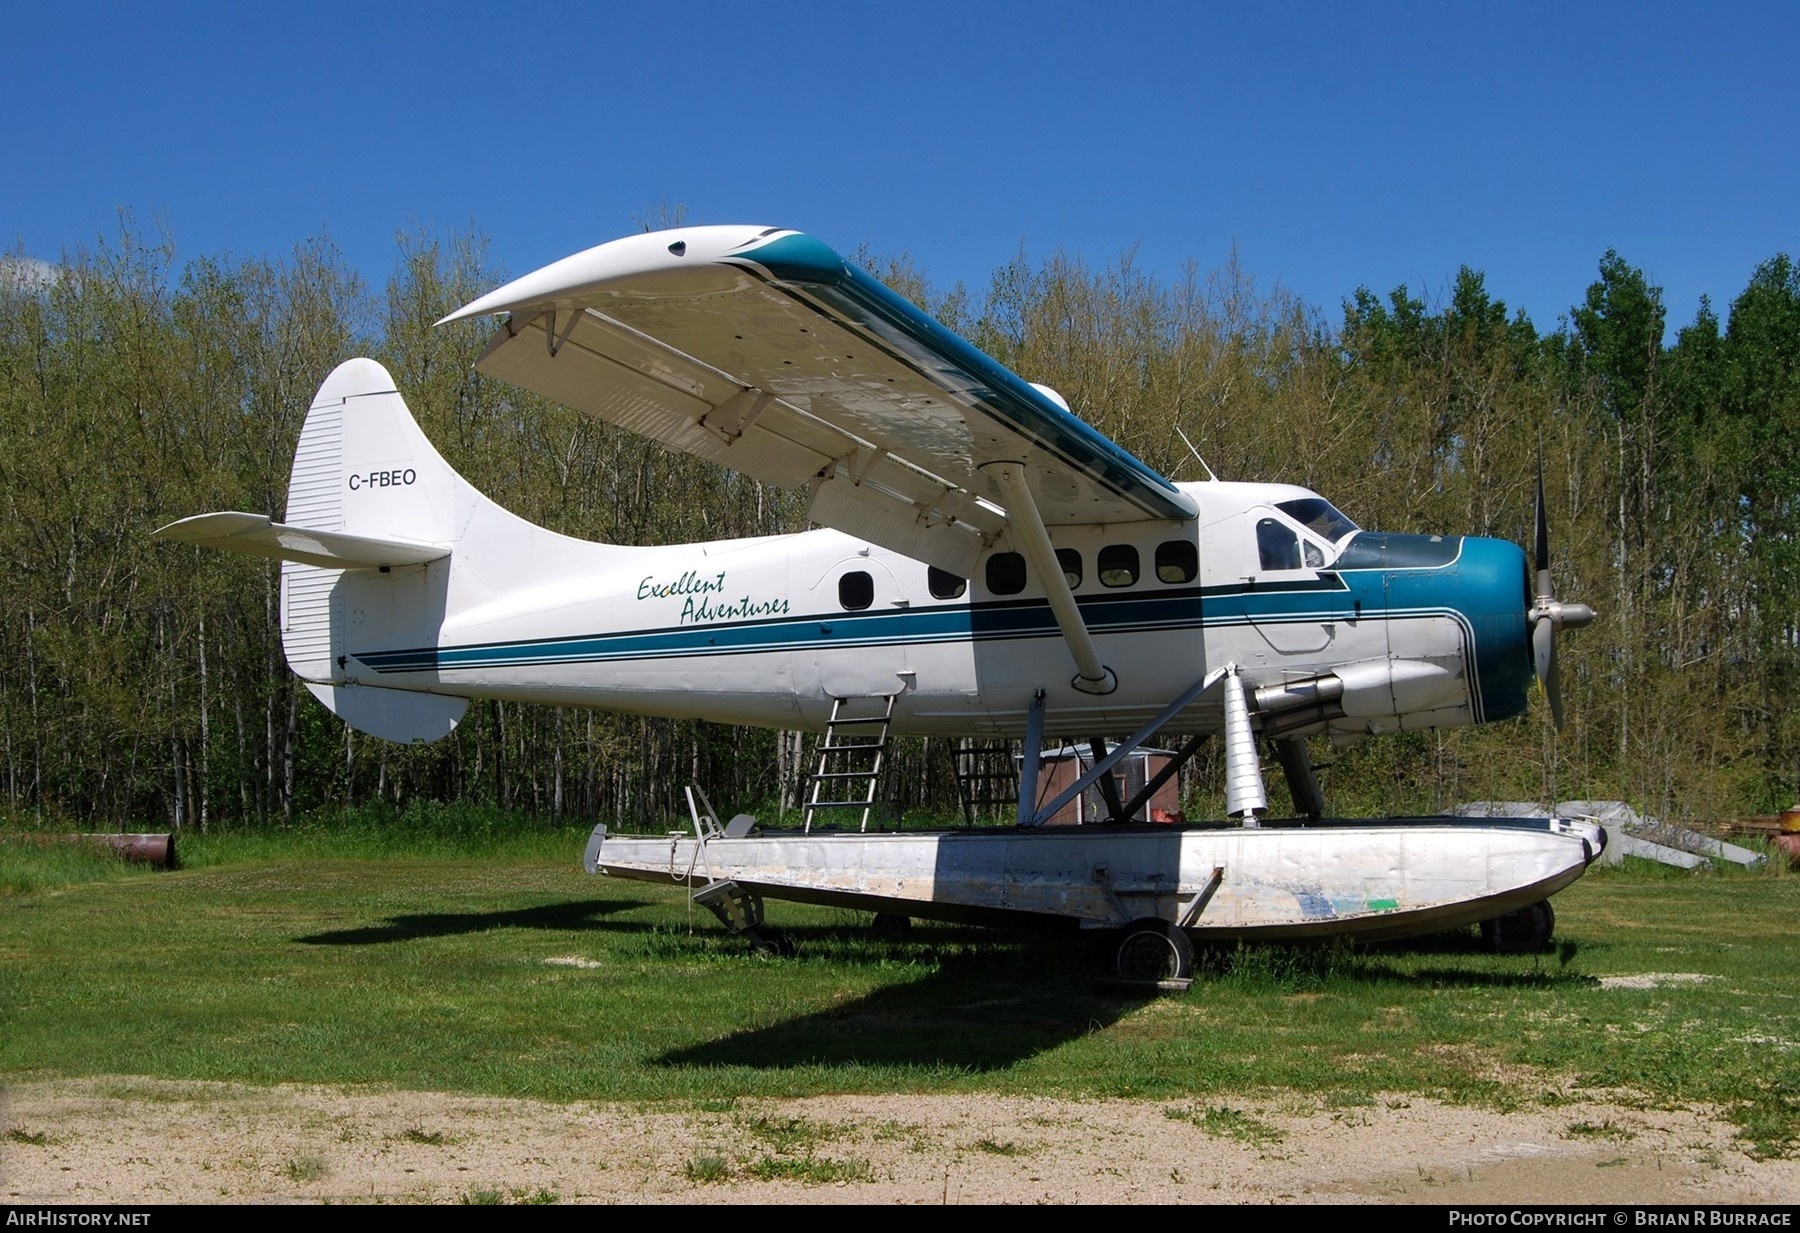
[1530,465,1596,729]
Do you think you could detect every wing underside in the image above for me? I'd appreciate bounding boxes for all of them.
[451,227,1193,576]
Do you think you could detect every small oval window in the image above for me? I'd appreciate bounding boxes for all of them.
[928,566,966,600]
[839,570,873,610]
[1055,548,1082,590]
[1098,544,1139,588]
[986,552,1026,596]
[1156,540,1197,584]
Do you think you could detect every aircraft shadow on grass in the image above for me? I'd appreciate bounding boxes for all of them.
[656,939,1134,1073]
[292,897,1591,1074]
[648,930,1595,1073]
[295,898,641,945]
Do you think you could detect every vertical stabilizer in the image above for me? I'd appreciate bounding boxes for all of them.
[280,358,470,742]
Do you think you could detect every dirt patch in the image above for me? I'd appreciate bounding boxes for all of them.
[2,1077,1795,1204]
[1596,973,1719,990]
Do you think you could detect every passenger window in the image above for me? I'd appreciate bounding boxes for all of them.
[1257,519,1301,571]
[1156,540,1197,584]
[839,570,873,610]
[986,552,1026,596]
[1055,548,1082,590]
[1098,544,1139,588]
[927,566,966,600]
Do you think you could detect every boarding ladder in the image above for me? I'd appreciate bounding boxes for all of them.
[803,695,895,833]
[953,738,1019,826]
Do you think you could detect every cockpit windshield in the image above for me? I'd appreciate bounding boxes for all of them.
[1276,498,1359,544]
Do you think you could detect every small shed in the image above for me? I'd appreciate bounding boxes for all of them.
[1029,745,1181,826]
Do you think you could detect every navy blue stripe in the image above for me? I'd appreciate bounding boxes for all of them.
[353,573,1478,680]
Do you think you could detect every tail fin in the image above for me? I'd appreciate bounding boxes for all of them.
[159,357,622,744]
[278,358,471,742]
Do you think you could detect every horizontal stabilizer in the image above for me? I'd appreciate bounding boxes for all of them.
[154,512,449,570]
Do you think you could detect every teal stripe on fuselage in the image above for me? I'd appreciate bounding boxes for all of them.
[352,560,1502,697]
[356,578,1351,674]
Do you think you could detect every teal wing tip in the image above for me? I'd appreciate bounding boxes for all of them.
[738,232,852,285]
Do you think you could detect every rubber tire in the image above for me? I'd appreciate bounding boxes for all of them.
[870,912,912,938]
[1480,900,1555,954]
[1113,918,1196,981]
[747,928,796,957]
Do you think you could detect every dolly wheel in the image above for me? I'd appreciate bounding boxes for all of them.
[746,928,795,957]
[1480,900,1555,953]
[1113,918,1196,981]
[870,912,912,938]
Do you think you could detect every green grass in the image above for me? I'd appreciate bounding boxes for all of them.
[1563,1119,1636,1141]
[683,1154,731,1184]
[744,1155,873,1183]
[1,828,1796,1161]
[282,1155,328,1183]
[399,1126,450,1146]
[456,1186,558,1204]
[0,838,160,895]
[1165,1103,1287,1147]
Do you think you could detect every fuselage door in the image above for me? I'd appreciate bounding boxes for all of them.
[806,556,912,698]
[1246,508,1339,656]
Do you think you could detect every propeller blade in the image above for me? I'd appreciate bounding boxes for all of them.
[1543,625,1565,731]
[1532,613,1553,685]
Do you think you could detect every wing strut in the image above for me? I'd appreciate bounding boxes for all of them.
[982,461,1116,695]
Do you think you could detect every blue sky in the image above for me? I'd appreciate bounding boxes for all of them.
[6,1,1795,336]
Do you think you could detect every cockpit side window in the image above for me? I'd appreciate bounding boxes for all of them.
[1257,518,1301,571]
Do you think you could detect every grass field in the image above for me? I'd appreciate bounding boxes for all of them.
[3,826,1796,1161]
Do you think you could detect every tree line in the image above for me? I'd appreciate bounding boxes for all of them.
[1,219,1794,831]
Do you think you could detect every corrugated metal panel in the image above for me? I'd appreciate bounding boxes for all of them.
[281,389,345,679]
[286,393,344,531]
[281,562,340,680]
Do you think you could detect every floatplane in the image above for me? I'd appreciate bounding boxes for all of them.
[158,225,1599,980]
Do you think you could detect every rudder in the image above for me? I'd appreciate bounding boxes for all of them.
[281,358,471,742]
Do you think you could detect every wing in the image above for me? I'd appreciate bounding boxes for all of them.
[443,226,1194,575]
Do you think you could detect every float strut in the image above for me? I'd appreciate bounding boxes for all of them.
[1022,667,1229,827]
[1017,689,1046,828]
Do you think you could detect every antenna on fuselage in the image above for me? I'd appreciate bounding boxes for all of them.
[1174,425,1218,482]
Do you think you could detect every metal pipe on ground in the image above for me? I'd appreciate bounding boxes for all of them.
[12,833,178,868]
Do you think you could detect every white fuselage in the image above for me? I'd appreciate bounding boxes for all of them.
[333,480,1520,740]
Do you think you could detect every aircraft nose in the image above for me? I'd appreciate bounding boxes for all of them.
[1457,536,1535,724]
